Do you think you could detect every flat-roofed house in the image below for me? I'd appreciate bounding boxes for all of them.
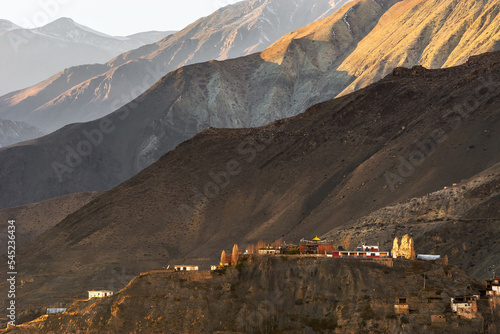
[486,277,500,296]
[394,297,409,314]
[258,246,277,255]
[174,265,199,271]
[88,290,114,299]
[47,308,67,314]
[328,245,389,258]
[450,296,478,319]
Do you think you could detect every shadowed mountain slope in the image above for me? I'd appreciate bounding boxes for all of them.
[0,192,101,254]
[5,50,500,313]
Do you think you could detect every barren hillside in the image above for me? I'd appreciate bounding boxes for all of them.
[2,0,500,212]
[0,192,101,254]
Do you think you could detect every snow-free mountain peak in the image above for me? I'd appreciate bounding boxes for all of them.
[0,18,175,97]
[37,17,114,39]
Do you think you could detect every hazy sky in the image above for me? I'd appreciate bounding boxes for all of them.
[1,0,242,36]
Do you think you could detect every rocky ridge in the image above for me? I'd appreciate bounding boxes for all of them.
[325,162,500,280]
[8,257,498,333]
[2,0,500,212]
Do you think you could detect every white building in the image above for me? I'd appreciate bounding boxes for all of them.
[88,290,114,299]
[486,277,500,296]
[450,296,478,319]
[417,254,441,261]
[327,245,389,258]
[47,308,67,314]
[360,245,379,252]
[174,265,199,271]
[258,248,277,255]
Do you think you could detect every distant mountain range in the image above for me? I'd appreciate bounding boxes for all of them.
[0,19,20,32]
[1,0,500,211]
[0,0,352,134]
[0,18,176,96]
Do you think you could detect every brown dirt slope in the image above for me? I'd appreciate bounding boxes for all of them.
[0,192,101,253]
[10,257,499,333]
[4,50,500,315]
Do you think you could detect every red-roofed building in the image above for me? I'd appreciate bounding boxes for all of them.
[299,236,335,254]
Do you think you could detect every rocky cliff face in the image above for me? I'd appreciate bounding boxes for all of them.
[325,162,500,280]
[9,257,497,333]
[338,0,500,96]
[391,235,416,260]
